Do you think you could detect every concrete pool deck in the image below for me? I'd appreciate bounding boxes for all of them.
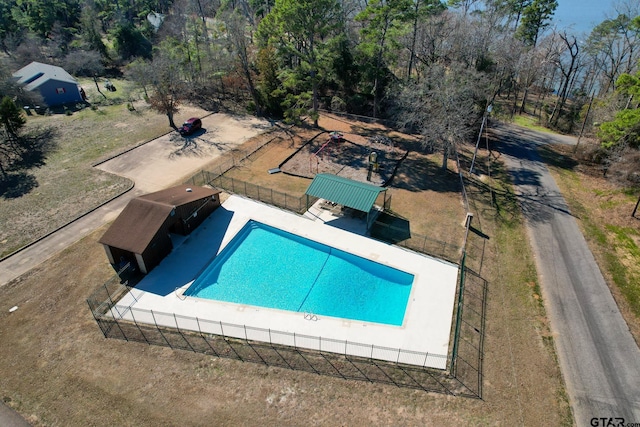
[113,195,459,369]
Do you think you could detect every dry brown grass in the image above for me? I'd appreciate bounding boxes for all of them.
[0,114,571,426]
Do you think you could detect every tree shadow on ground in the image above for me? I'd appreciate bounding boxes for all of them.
[0,172,39,198]
[346,124,423,153]
[389,153,461,193]
[462,129,579,226]
[0,126,57,198]
[537,145,579,170]
[489,122,579,169]
[467,171,578,226]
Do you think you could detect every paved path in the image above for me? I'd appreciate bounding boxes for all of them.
[0,113,271,287]
[494,122,640,426]
[0,401,31,427]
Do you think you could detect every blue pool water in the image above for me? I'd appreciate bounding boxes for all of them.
[184,221,414,326]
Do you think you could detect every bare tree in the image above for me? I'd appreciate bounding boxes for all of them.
[585,5,640,95]
[404,0,445,80]
[125,58,151,99]
[221,9,262,115]
[393,63,483,170]
[133,53,187,129]
[411,9,450,75]
[549,31,581,126]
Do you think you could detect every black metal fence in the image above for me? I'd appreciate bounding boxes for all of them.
[189,171,316,214]
[450,256,487,397]
[190,168,460,263]
[370,220,461,264]
[87,267,485,397]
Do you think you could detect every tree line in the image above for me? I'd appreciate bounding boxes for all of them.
[0,0,639,184]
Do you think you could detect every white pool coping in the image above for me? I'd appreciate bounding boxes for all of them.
[112,195,459,369]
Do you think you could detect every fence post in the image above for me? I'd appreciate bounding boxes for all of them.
[130,309,150,344]
[196,317,219,357]
[150,309,172,348]
[105,283,115,310]
[462,213,473,254]
[174,313,196,352]
[451,253,466,376]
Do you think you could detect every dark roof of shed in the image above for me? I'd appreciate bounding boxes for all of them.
[138,185,220,205]
[99,199,174,254]
[305,174,386,212]
[99,185,220,254]
[12,61,77,91]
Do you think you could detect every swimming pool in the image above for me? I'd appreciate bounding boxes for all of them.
[185,220,414,326]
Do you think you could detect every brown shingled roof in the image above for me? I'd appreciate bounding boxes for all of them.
[99,198,174,254]
[138,185,220,206]
[99,185,221,254]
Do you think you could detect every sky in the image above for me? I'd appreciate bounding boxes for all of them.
[552,0,618,34]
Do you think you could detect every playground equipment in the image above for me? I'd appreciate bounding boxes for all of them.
[367,151,379,181]
[369,151,379,171]
[309,131,344,173]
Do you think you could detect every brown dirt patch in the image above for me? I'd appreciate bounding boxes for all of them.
[280,130,406,185]
[278,115,419,187]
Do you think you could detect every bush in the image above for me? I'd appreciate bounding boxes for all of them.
[330,96,346,113]
[577,144,608,164]
[598,109,640,149]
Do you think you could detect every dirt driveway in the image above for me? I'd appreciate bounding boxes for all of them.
[97,113,272,193]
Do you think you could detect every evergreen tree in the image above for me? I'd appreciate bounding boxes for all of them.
[0,96,25,140]
[257,0,343,126]
[598,70,640,149]
[0,96,27,179]
[515,0,557,46]
[356,0,412,117]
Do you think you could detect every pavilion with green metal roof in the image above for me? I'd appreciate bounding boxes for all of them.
[304,174,387,230]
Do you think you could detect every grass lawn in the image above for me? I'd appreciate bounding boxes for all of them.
[0,113,571,425]
[512,114,554,133]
